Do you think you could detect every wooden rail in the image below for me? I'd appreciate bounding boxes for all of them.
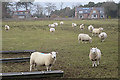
[1,70,64,79]
[0,57,30,63]
[0,50,36,54]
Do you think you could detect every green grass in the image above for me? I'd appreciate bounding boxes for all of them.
[2,19,118,78]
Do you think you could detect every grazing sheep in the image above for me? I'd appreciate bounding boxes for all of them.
[72,23,77,27]
[99,32,107,42]
[48,24,55,28]
[89,47,101,67]
[60,21,64,25]
[78,33,92,43]
[30,51,58,71]
[80,24,84,30]
[92,28,103,36]
[50,28,55,32]
[5,25,10,31]
[99,27,103,31]
[88,25,94,32]
[53,22,58,27]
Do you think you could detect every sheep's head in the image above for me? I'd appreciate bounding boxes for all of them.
[51,51,58,60]
[90,48,97,54]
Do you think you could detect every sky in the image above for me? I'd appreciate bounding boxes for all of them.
[33,0,119,10]
[35,0,119,3]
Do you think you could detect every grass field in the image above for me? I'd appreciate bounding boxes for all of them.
[2,19,118,78]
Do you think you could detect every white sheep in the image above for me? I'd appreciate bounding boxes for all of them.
[88,25,94,32]
[72,23,77,27]
[53,22,58,27]
[89,47,101,67]
[92,28,103,36]
[99,27,104,31]
[99,32,107,42]
[48,24,55,28]
[5,25,10,31]
[50,28,55,32]
[30,51,58,71]
[80,24,84,30]
[78,33,92,43]
[60,21,64,25]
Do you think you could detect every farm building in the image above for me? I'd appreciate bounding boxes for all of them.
[75,7,105,19]
[12,10,31,19]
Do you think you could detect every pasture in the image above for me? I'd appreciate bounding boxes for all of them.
[2,19,118,78]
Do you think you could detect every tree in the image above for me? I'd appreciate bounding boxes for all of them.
[34,3,44,18]
[60,2,64,10]
[45,2,56,17]
[102,2,117,18]
[16,2,33,10]
[2,2,13,18]
[84,2,95,7]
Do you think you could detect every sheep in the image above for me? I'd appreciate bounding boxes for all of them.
[60,21,64,25]
[30,51,58,71]
[99,32,107,42]
[78,33,92,43]
[53,22,58,27]
[89,47,101,67]
[92,28,103,36]
[72,23,77,27]
[48,24,55,28]
[50,28,55,32]
[99,27,103,31]
[80,24,84,30]
[88,25,94,32]
[5,25,10,31]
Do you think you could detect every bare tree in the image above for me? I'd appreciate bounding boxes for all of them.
[45,2,56,17]
[35,4,43,15]
[60,2,64,10]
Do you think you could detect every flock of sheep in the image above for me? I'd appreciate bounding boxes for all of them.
[4,21,108,71]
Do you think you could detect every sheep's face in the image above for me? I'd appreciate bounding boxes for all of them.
[51,51,57,60]
[90,48,97,54]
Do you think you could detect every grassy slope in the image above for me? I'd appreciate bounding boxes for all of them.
[2,19,118,78]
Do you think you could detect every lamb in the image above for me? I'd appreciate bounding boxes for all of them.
[30,51,58,71]
[53,22,58,27]
[60,21,64,25]
[72,23,77,27]
[98,32,107,42]
[99,27,103,31]
[80,24,84,30]
[5,25,10,31]
[48,24,55,28]
[88,25,94,32]
[78,33,92,43]
[92,28,103,36]
[89,47,101,67]
[50,28,55,32]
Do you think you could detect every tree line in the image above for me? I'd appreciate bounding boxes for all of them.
[1,1,120,19]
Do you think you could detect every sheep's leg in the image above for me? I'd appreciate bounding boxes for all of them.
[30,65,32,71]
[46,66,49,71]
[97,61,99,65]
[94,61,97,67]
[78,40,80,43]
[81,40,84,43]
[34,63,38,71]
[92,33,94,36]
[49,66,52,71]
[92,61,95,67]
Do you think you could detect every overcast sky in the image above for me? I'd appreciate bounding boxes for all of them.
[35,0,119,3]
[33,0,119,10]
